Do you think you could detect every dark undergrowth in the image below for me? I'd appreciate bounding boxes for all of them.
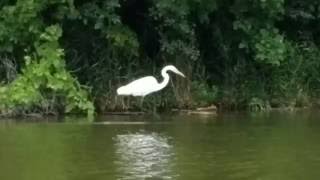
[1,0,320,118]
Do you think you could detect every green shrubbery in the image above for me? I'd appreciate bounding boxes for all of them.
[0,25,94,117]
[0,1,94,117]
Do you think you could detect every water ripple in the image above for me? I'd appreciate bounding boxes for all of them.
[114,133,176,180]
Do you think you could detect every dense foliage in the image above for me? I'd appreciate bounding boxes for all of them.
[1,0,320,116]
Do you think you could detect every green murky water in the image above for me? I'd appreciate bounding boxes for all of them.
[1,111,320,180]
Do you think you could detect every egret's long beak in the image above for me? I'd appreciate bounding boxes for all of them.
[176,71,185,78]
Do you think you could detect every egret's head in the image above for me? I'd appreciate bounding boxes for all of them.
[164,65,185,77]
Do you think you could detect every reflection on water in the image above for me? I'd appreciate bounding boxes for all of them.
[114,132,175,179]
[1,112,320,180]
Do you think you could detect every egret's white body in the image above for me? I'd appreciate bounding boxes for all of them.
[117,65,185,97]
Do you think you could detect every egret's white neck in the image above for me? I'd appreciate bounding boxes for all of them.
[156,67,170,91]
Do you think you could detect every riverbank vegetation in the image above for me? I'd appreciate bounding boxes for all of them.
[1,0,320,116]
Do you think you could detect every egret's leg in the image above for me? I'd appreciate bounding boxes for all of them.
[152,97,157,114]
[139,96,145,111]
[152,100,160,118]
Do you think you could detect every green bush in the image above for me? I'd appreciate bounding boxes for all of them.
[0,25,94,117]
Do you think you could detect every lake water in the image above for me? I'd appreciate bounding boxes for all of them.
[1,111,320,180]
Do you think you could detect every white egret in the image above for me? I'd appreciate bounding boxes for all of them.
[117,65,185,97]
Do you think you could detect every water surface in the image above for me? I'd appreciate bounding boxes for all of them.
[1,111,320,180]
